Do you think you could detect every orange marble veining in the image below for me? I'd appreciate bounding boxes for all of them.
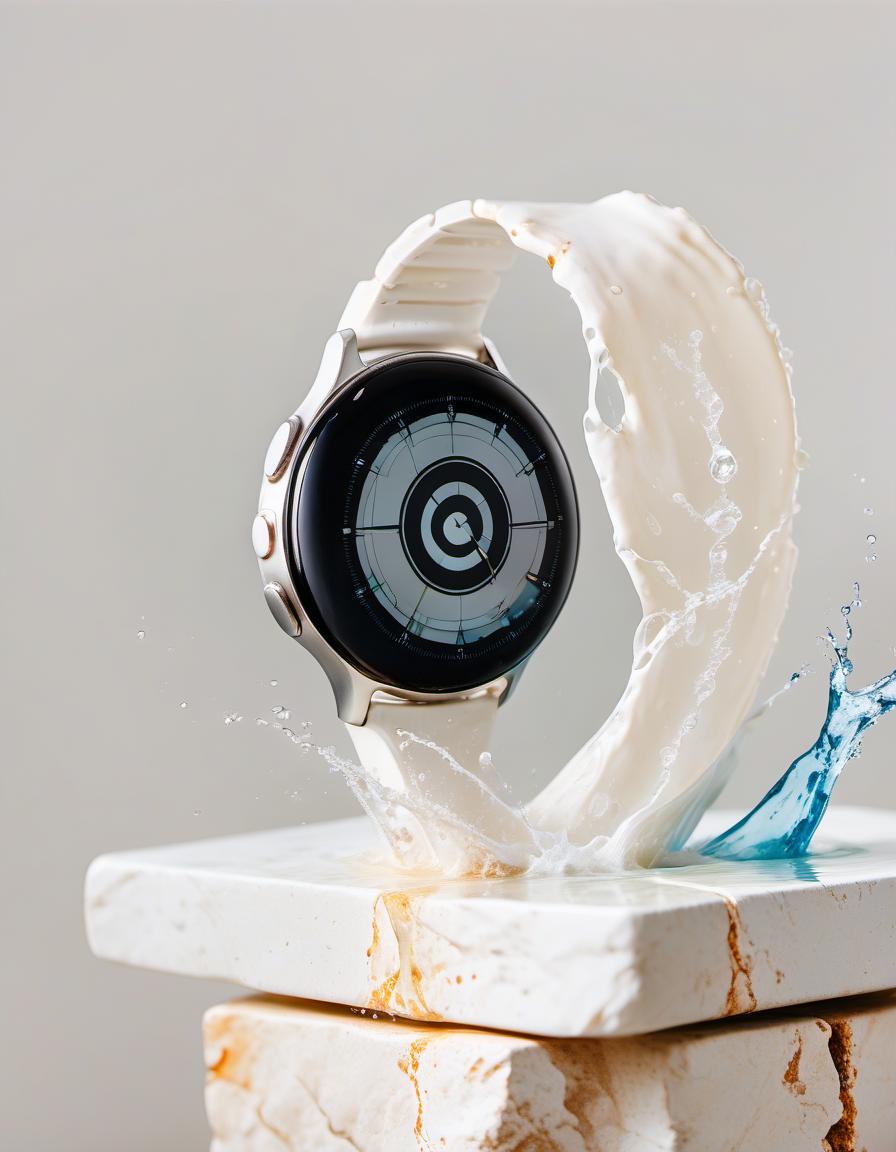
[723,899,757,1015]
[398,1036,434,1151]
[366,889,443,1021]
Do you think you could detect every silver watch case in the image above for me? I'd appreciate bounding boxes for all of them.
[254,330,528,726]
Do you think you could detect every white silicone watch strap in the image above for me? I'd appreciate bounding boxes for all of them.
[338,202,532,815]
[339,201,516,361]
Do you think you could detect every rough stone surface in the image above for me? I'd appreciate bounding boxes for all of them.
[203,994,896,1151]
[86,806,896,1037]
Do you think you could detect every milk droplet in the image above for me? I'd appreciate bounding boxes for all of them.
[609,284,623,295]
[710,448,738,483]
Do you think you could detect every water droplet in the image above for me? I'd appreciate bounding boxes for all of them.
[271,705,290,720]
[224,712,242,725]
[795,449,810,471]
[689,329,703,347]
[864,507,874,516]
[609,284,622,295]
[192,809,201,816]
[179,701,188,709]
[866,553,878,563]
[710,448,738,483]
[867,534,876,544]
[478,751,493,769]
[841,605,851,616]
[256,717,269,726]
[270,679,279,687]
[136,630,145,640]
[417,773,426,783]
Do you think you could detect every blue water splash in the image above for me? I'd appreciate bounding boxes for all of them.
[703,616,896,861]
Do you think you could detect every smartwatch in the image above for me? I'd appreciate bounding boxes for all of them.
[253,201,579,846]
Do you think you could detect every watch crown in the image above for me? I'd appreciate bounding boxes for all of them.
[264,417,303,482]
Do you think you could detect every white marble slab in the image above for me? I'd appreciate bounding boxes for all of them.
[86,806,896,1037]
[203,993,896,1151]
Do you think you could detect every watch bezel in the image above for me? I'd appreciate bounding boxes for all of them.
[283,351,579,695]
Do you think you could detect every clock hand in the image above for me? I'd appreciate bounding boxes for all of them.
[454,517,496,584]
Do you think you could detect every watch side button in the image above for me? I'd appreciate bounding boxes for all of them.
[264,582,301,638]
[264,417,303,481]
[252,512,276,559]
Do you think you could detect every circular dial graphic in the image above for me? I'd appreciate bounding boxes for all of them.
[292,356,578,693]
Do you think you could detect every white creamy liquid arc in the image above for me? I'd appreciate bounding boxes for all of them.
[475,195,799,867]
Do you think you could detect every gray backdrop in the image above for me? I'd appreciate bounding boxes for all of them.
[3,2,895,1148]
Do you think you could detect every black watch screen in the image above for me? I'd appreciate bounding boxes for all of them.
[290,355,578,694]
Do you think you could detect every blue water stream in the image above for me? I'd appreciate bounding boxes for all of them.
[703,616,896,861]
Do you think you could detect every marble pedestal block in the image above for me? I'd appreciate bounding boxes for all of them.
[203,993,896,1152]
[87,807,896,1037]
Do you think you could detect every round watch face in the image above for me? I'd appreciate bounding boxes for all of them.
[290,355,578,694]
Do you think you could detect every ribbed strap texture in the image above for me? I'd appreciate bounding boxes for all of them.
[339,200,515,360]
